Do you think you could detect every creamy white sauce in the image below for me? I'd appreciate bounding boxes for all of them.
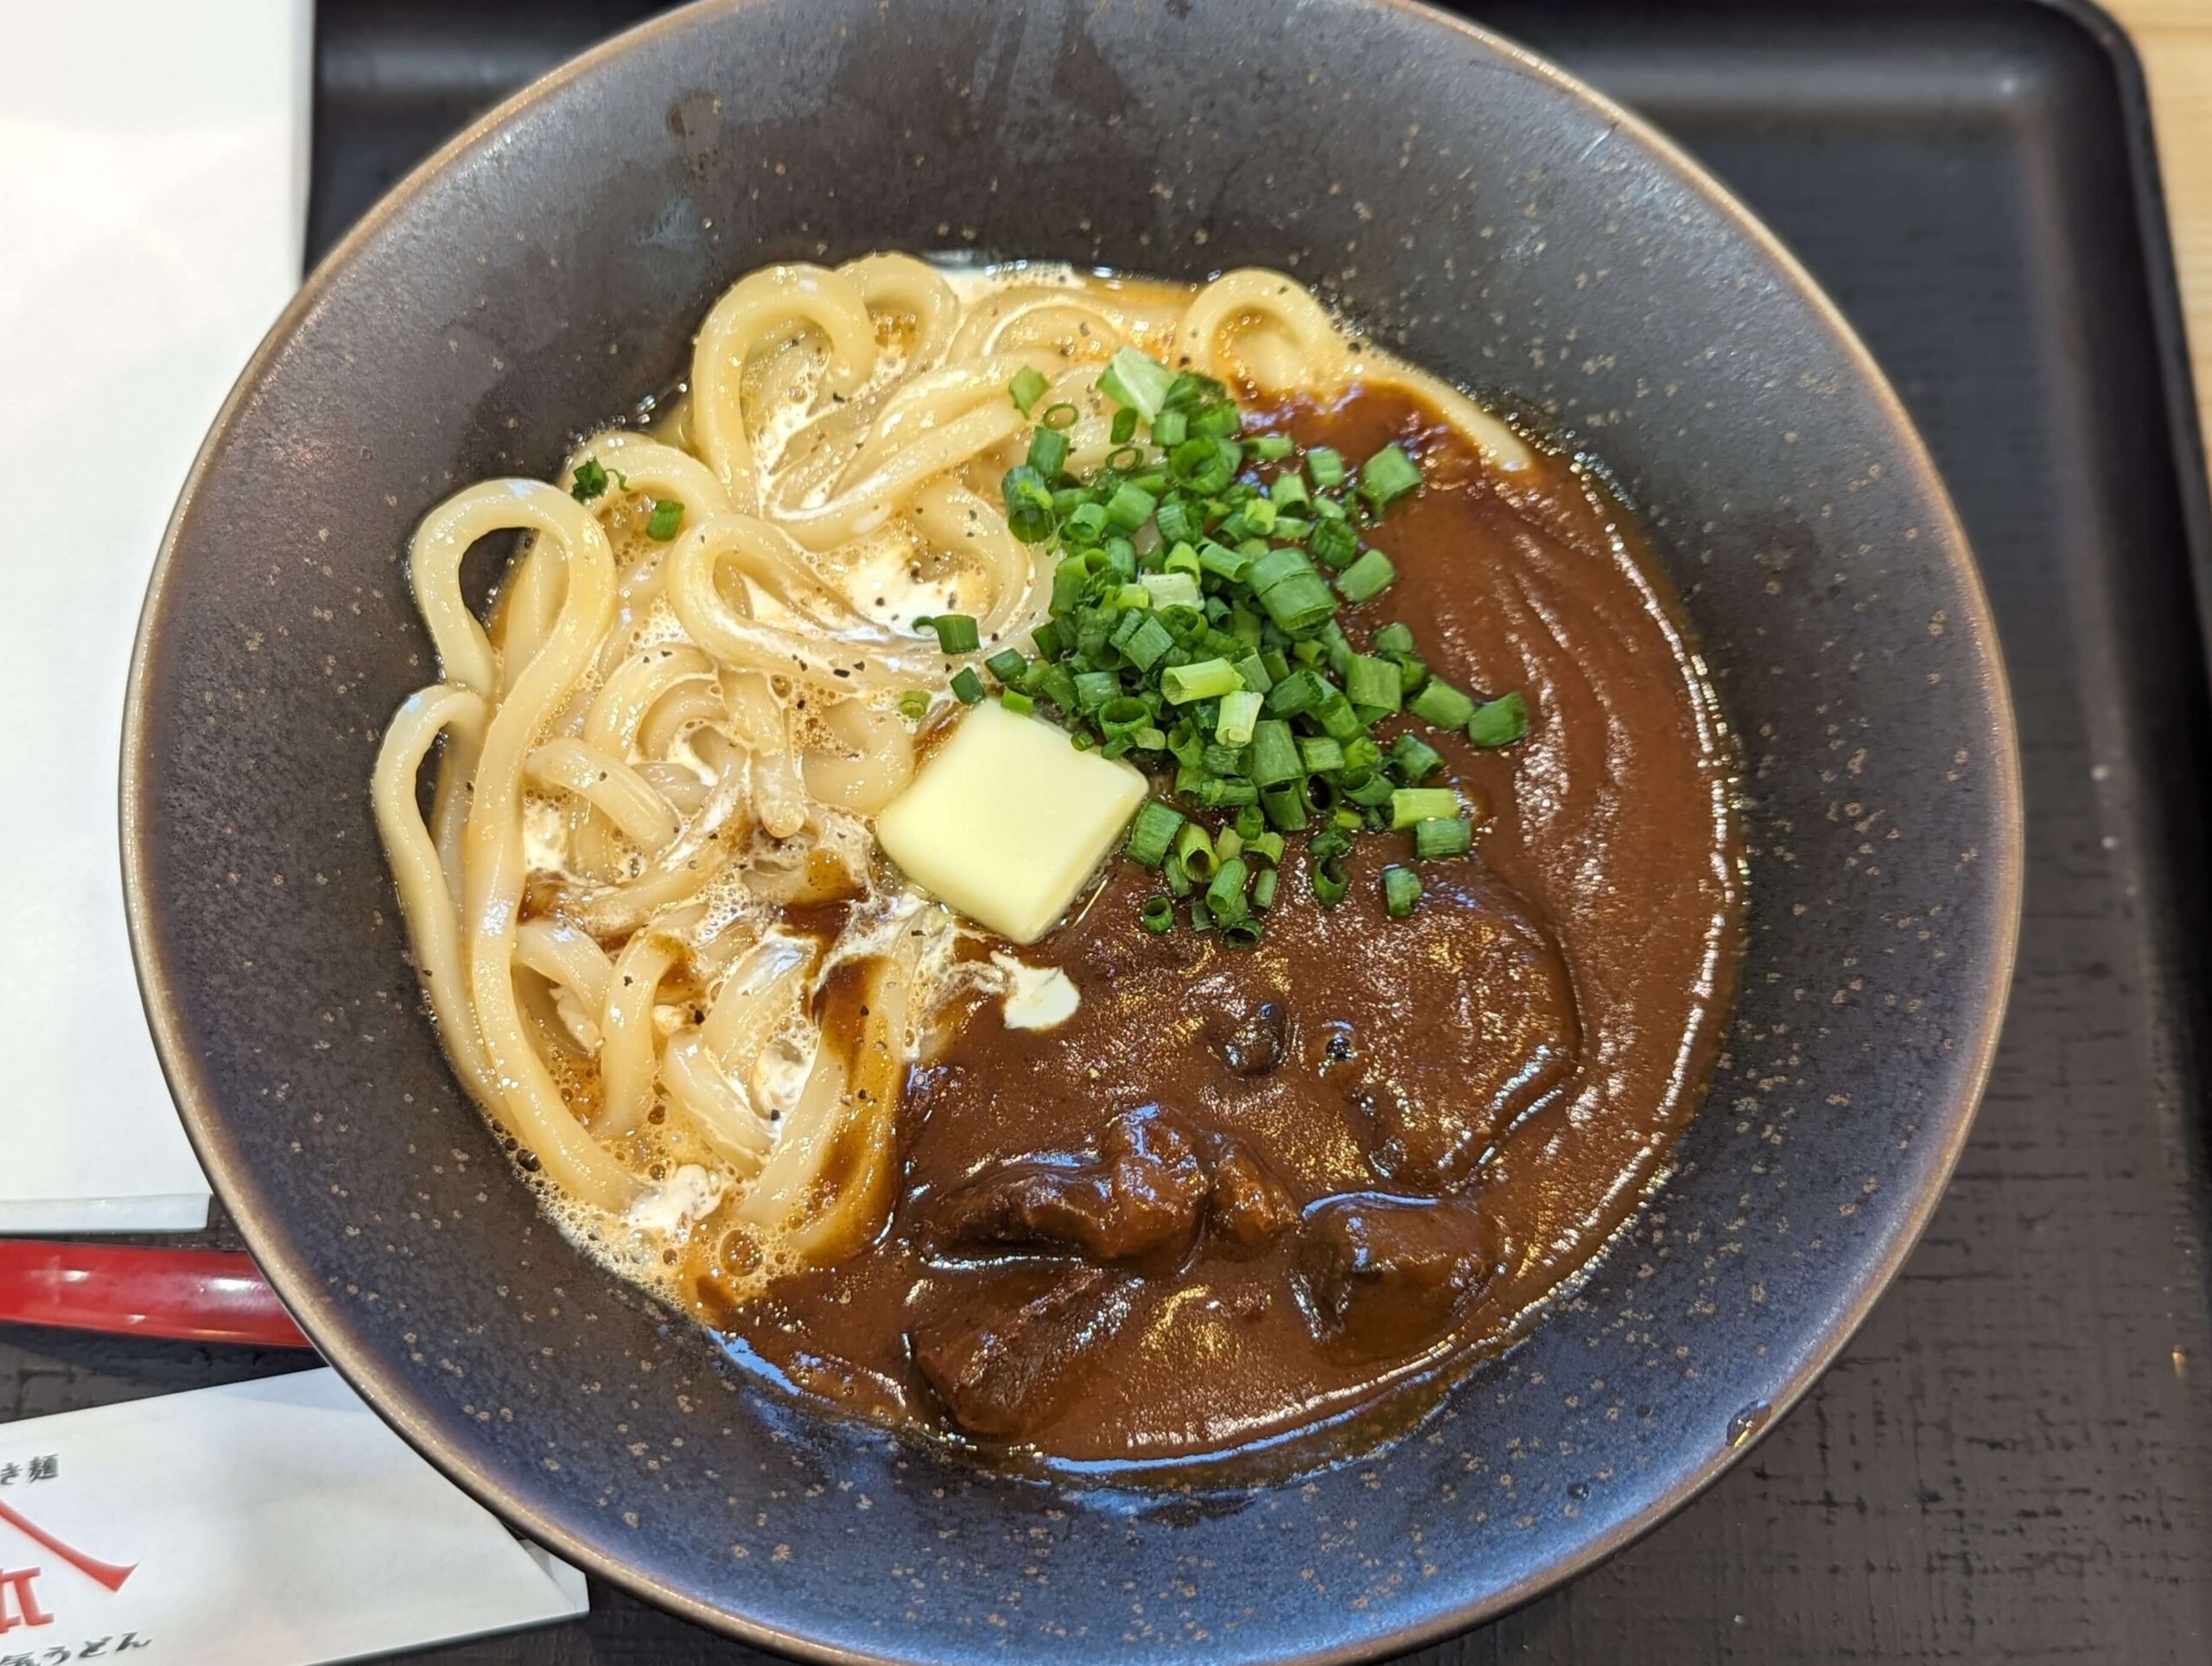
[991,952,1081,1030]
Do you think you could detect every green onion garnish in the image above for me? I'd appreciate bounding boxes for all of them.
[1382,864,1422,918]
[1127,801,1186,868]
[1467,691,1530,747]
[1409,677,1477,730]
[1389,731,1445,782]
[1411,817,1472,860]
[1205,857,1251,924]
[895,365,1536,943]
[1358,444,1423,507]
[928,614,981,655]
[1097,347,1176,421]
[1336,549,1396,604]
[1391,786,1462,829]
[1175,821,1218,881]
[1217,690,1263,746]
[1343,653,1402,712]
[897,690,931,722]
[569,459,611,502]
[1009,366,1049,415]
[645,499,684,541]
[1162,658,1245,703]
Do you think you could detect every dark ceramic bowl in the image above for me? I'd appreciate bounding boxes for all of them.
[122,0,2023,1659]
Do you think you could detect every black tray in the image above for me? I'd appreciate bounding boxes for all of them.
[22,0,2212,1658]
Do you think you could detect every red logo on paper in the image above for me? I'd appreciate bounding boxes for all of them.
[0,1498,136,1632]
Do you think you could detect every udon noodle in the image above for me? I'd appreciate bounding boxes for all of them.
[372,258,1531,1300]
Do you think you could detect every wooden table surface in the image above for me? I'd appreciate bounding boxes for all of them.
[2111,0,2212,448]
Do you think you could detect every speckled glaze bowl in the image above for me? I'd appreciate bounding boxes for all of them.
[122,0,2022,1658]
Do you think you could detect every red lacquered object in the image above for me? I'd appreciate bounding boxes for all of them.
[0,1240,311,1349]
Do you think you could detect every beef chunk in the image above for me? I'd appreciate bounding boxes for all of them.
[1292,1192,1499,1363]
[1209,1143,1298,1250]
[926,1104,1211,1262]
[1335,872,1579,1189]
[1207,998,1291,1078]
[909,1263,1135,1439]
[926,1106,1299,1262]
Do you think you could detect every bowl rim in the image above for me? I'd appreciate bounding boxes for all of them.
[118,0,2025,1656]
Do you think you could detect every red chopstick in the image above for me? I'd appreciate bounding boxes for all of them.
[0,1240,311,1349]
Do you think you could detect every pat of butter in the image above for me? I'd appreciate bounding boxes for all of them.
[875,701,1148,944]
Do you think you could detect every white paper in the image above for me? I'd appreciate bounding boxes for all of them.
[0,0,313,1230]
[0,1369,587,1663]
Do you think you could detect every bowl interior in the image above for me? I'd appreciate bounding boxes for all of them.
[124,0,2019,1659]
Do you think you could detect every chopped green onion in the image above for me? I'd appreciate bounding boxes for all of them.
[1175,822,1217,881]
[1467,691,1531,747]
[1127,801,1187,868]
[1306,445,1347,487]
[645,499,684,540]
[1389,731,1445,782]
[1309,517,1359,569]
[1256,569,1337,635]
[1141,895,1177,933]
[984,648,1028,684]
[897,690,931,722]
[1098,347,1176,420]
[1391,786,1461,829]
[1216,826,1245,862]
[1409,677,1477,730]
[1343,652,1402,712]
[1336,549,1397,604]
[999,689,1035,717]
[1312,855,1351,908]
[1249,434,1295,461]
[1027,426,1070,478]
[1248,719,1303,788]
[1074,669,1119,710]
[1265,668,1327,716]
[1042,400,1079,429]
[569,459,612,501]
[1217,689,1263,746]
[1372,621,1416,658]
[1205,858,1251,923]
[1411,817,1472,860]
[1162,658,1245,703]
[1140,571,1203,610]
[929,614,981,655]
[1002,464,1056,542]
[1298,734,1346,773]
[1110,405,1140,445]
[1105,482,1158,534]
[1009,366,1049,415]
[1382,864,1422,918]
[1221,914,1264,947]
[1358,444,1423,507]
[1151,410,1188,448]
[1120,614,1176,671]
[1252,867,1280,911]
[949,668,985,705]
[1262,785,1310,830]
